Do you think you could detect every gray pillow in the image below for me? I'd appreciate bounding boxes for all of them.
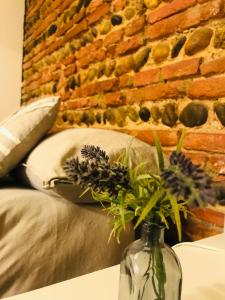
[15,128,158,203]
[0,96,60,177]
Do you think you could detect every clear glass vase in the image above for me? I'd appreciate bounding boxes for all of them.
[118,222,182,300]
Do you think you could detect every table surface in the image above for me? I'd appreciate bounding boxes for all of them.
[5,233,225,300]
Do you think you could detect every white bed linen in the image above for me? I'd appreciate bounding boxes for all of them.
[0,185,133,298]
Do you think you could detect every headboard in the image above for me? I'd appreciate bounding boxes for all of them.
[22,0,225,181]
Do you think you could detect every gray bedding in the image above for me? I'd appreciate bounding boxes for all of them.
[0,184,134,298]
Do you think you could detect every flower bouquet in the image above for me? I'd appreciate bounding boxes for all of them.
[62,129,216,300]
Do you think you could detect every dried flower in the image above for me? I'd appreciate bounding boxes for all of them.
[161,151,216,206]
[63,145,129,197]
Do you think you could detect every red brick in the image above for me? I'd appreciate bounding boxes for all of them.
[59,91,72,102]
[182,151,208,167]
[66,98,89,109]
[106,45,117,58]
[59,102,65,112]
[40,72,53,84]
[23,60,32,70]
[104,28,124,47]
[120,129,179,147]
[197,0,210,3]
[55,0,74,11]
[45,39,64,56]
[148,0,196,24]
[88,97,99,107]
[116,34,144,56]
[188,76,225,99]
[31,13,57,44]
[104,92,124,106]
[112,0,126,12]
[26,0,45,20]
[75,78,118,97]
[50,63,61,73]
[87,0,104,14]
[125,80,185,104]
[57,9,86,37]
[119,75,134,88]
[145,0,222,40]
[64,64,77,77]
[184,132,225,153]
[24,71,42,86]
[53,70,62,81]
[125,16,146,37]
[57,76,66,91]
[87,3,110,25]
[208,154,225,174]
[24,80,40,93]
[25,12,57,46]
[161,58,201,80]
[212,175,225,182]
[25,0,74,41]
[78,49,106,69]
[134,68,160,87]
[76,39,103,60]
[62,55,76,66]
[64,19,88,42]
[200,57,225,76]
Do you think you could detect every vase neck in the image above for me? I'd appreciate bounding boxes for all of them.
[141,222,165,246]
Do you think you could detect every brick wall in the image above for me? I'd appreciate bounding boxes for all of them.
[22,0,225,181]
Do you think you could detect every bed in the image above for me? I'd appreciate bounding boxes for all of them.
[0,97,158,298]
[0,179,134,298]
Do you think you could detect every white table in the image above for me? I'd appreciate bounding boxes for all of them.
[5,234,225,300]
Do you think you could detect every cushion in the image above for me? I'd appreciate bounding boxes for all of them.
[14,128,158,203]
[0,186,134,298]
[0,96,60,177]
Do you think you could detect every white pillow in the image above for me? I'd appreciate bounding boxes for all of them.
[0,96,60,177]
[15,128,158,203]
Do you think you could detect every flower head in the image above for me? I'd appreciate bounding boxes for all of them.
[161,151,216,206]
[63,145,130,197]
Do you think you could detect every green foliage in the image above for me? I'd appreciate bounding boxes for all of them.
[62,128,214,243]
[91,129,190,241]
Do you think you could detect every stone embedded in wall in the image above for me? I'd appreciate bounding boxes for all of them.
[151,106,161,122]
[128,106,139,122]
[179,102,208,127]
[162,103,178,127]
[139,107,151,122]
[116,106,128,127]
[185,27,213,56]
[124,7,135,20]
[144,0,161,9]
[171,36,187,58]
[111,15,123,26]
[87,68,96,82]
[105,59,116,77]
[97,62,106,78]
[99,19,112,35]
[152,42,170,64]
[214,103,225,126]
[133,47,151,72]
[81,110,96,126]
[95,112,102,124]
[48,24,57,36]
[214,26,225,49]
[129,0,146,15]
[104,108,117,125]
[115,55,134,76]
[67,76,76,90]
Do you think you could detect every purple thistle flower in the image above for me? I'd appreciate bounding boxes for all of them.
[63,145,129,197]
[161,151,216,206]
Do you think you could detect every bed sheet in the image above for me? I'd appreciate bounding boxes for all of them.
[0,184,133,298]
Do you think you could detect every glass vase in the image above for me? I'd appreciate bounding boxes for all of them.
[118,222,182,300]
